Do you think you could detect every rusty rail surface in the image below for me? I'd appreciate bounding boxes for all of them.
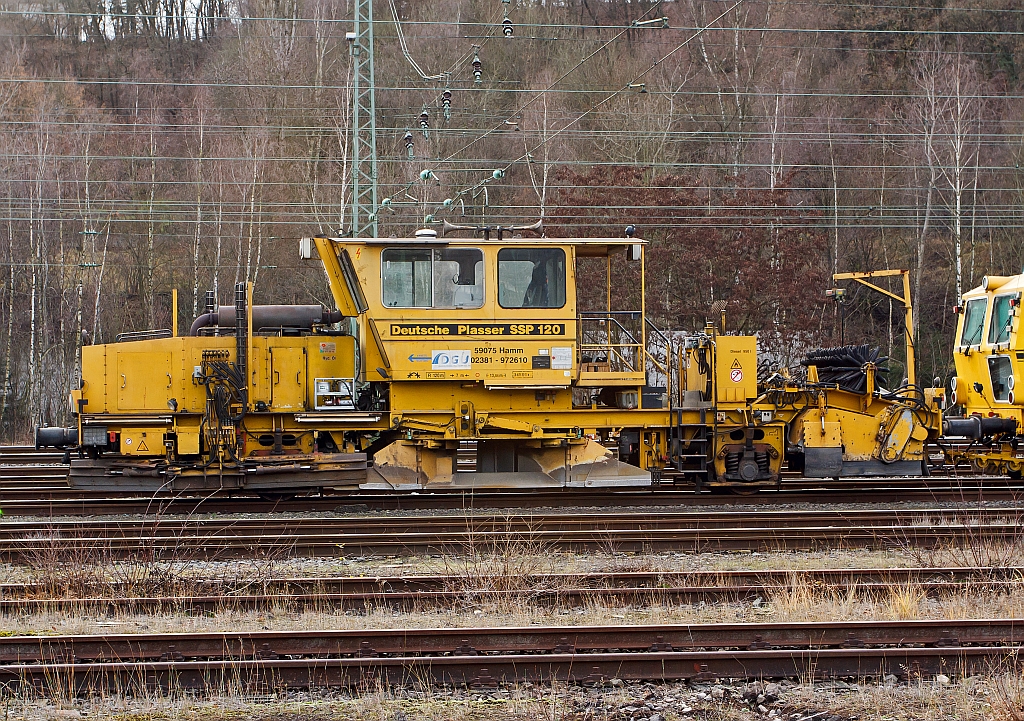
[1,484,1022,516]
[0,567,1020,613]
[0,619,1019,692]
[0,508,1020,559]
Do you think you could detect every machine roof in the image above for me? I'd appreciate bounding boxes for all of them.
[325,236,645,257]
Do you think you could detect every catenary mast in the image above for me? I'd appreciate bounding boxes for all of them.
[349,0,379,237]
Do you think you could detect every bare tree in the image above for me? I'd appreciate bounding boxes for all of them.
[935,50,983,301]
[905,48,948,337]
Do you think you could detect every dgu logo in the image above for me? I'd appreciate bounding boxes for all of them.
[431,350,471,370]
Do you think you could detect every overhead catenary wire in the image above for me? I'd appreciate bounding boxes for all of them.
[388,0,443,82]
[430,0,751,218]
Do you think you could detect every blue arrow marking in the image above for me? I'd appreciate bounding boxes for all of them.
[409,354,431,362]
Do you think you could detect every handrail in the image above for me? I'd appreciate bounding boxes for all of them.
[644,317,672,348]
[579,315,642,347]
[578,312,678,401]
[580,310,642,318]
[115,329,173,343]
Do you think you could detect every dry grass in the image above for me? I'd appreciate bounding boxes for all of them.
[2,574,1024,637]
[5,673,1024,721]
[16,524,285,602]
[435,518,583,615]
[883,582,927,620]
[993,669,1024,721]
[898,503,1024,569]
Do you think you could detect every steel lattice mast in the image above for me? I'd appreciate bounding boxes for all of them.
[349,0,378,238]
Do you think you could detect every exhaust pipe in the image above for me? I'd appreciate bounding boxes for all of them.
[189,305,343,336]
[942,415,1018,439]
[35,425,78,448]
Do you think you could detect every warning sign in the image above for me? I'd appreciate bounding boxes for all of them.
[729,359,743,383]
[137,439,149,452]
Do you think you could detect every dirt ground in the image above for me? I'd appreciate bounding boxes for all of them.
[5,674,1024,720]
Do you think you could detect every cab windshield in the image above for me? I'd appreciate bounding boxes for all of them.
[960,298,987,347]
[988,295,1014,345]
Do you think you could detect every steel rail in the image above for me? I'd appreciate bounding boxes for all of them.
[0,620,1020,691]
[2,484,1023,517]
[4,619,1021,659]
[2,506,1019,531]
[0,509,1021,559]
[3,565,1016,598]
[0,580,1011,614]
[0,648,1011,690]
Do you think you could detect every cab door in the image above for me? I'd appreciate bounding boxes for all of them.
[271,347,306,410]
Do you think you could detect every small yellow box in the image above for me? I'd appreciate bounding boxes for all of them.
[176,431,200,456]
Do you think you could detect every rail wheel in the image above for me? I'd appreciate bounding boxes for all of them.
[727,485,762,497]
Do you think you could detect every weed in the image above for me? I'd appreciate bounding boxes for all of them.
[884,583,926,620]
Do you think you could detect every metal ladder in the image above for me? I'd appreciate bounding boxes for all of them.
[670,408,710,491]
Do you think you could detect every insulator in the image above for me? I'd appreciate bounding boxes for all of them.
[442,89,452,121]
[419,110,429,139]
[502,16,513,37]
[473,53,482,85]
[404,131,414,159]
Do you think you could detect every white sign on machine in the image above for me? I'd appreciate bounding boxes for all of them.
[432,350,471,370]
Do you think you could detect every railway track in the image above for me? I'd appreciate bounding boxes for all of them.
[1,507,1020,559]
[0,619,1018,692]
[2,446,1021,515]
[1,478,1022,517]
[1,567,1020,613]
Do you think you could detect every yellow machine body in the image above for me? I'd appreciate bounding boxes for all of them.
[775,379,940,478]
[49,233,946,493]
[944,273,1024,476]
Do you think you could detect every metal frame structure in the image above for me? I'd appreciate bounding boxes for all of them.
[350,0,379,238]
[832,270,916,387]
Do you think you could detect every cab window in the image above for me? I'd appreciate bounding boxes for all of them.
[382,248,484,309]
[497,248,566,309]
[989,355,1013,402]
[960,298,987,347]
[988,294,1014,345]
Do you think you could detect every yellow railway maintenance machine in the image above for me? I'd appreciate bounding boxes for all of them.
[37,229,941,494]
[944,272,1024,477]
[764,270,943,479]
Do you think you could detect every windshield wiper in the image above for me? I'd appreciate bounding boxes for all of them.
[963,324,983,346]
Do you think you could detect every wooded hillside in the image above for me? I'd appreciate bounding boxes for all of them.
[0,0,1021,438]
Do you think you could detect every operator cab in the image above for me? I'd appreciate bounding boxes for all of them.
[952,274,1023,411]
[305,232,652,401]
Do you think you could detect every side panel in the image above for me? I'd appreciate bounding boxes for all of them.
[715,336,758,402]
[271,347,306,410]
[116,352,172,410]
[120,427,165,455]
[80,345,108,413]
